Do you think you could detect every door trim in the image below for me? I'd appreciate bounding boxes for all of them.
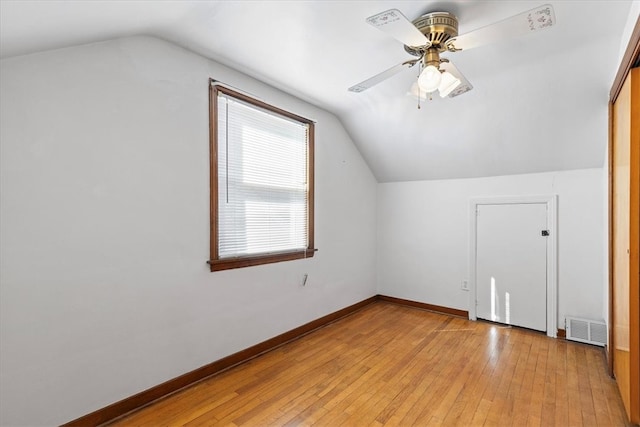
[608,13,639,381]
[468,195,558,338]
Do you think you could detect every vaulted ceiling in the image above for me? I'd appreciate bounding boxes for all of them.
[0,1,633,182]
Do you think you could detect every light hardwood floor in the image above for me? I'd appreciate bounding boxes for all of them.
[109,302,629,426]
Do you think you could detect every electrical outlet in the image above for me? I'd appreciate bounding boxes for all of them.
[461,280,469,291]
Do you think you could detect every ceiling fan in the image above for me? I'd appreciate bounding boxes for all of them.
[348,4,555,99]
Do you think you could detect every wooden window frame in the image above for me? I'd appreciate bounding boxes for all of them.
[208,81,315,272]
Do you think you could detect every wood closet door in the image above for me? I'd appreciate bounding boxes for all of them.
[612,66,639,424]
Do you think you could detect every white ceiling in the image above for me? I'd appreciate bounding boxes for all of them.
[0,0,633,182]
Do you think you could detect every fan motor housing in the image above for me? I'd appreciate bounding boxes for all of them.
[405,11,459,56]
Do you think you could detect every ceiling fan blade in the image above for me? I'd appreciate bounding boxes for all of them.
[348,59,419,93]
[366,9,431,49]
[440,60,473,98]
[445,4,555,52]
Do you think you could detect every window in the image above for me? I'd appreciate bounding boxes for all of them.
[209,82,315,271]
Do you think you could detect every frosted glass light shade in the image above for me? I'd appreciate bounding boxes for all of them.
[418,65,442,93]
[438,71,461,98]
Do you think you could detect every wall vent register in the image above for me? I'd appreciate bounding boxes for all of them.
[565,316,607,347]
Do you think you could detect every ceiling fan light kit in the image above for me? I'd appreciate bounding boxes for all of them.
[349,4,555,101]
[418,65,442,92]
[437,71,461,98]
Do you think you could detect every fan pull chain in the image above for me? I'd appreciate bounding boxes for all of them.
[417,63,422,110]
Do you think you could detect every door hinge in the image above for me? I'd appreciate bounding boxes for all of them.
[541,230,550,236]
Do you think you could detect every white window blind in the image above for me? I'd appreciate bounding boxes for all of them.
[216,92,310,259]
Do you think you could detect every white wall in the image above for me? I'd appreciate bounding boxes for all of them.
[377,168,605,328]
[0,36,378,426]
[617,1,640,66]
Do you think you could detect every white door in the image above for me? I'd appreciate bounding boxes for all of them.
[476,203,548,332]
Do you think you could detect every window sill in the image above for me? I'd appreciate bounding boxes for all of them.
[208,249,317,272]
